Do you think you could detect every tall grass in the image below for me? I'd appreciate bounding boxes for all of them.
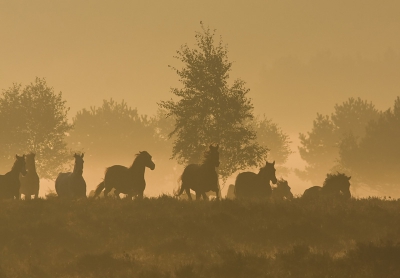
[0,196,399,277]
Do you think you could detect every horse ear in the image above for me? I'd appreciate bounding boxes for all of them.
[348,176,351,180]
[81,153,84,158]
[216,144,219,150]
[273,161,275,166]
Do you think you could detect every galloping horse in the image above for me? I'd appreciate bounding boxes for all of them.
[272,178,293,200]
[19,153,40,199]
[0,155,26,200]
[302,173,351,199]
[234,161,277,200]
[93,151,155,199]
[175,145,220,200]
[55,153,86,198]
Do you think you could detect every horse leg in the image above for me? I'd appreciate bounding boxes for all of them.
[137,191,144,199]
[185,188,192,200]
[103,187,111,198]
[114,190,121,199]
[25,194,31,200]
[196,192,202,201]
[202,192,209,201]
[35,192,39,199]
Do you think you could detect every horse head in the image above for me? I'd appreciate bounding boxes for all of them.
[138,151,155,170]
[15,154,27,175]
[205,144,220,167]
[276,178,293,199]
[323,172,351,199]
[73,153,84,173]
[260,161,277,185]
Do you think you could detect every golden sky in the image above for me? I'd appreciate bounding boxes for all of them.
[1,0,399,134]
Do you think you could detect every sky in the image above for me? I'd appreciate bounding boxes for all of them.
[1,0,400,196]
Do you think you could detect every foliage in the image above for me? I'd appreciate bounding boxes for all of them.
[339,97,400,193]
[0,77,72,179]
[67,98,154,160]
[297,97,379,184]
[0,197,400,277]
[159,24,266,180]
[254,115,292,174]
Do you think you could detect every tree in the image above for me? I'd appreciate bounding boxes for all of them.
[297,97,379,184]
[159,24,266,180]
[0,77,72,179]
[67,99,154,160]
[339,97,400,193]
[254,115,292,175]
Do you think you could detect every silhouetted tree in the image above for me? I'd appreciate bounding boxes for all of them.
[159,24,266,180]
[297,97,379,184]
[339,97,400,193]
[0,77,72,179]
[68,99,153,160]
[254,115,292,167]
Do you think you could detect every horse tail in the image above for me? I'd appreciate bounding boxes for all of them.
[174,175,185,197]
[93,181,105,198]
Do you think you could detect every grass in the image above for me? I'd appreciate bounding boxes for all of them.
[0,196,400,277]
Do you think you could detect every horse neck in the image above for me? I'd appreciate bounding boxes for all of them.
[129,160,146,176]
[10,163,22,177]
[73,162,83,176]
[26,160,37,173]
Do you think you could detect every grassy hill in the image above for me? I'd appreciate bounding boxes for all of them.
[0,196,400,277]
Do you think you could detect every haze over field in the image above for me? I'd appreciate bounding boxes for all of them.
[1,0,400,197]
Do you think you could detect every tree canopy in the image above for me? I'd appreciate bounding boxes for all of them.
[297,97,379,184]
[0,77,72,179]
[339,97,400,193]
[159,24,267,180]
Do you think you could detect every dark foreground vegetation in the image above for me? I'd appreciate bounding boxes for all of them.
[1,196,400,277]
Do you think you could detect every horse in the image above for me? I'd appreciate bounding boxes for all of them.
[234,161,277,200]
[0,155,26,200]
[272,178,293,200]
[19,153,40,200]
[302,172,351,199]
[225,184,235,199]
[175,145,220,200]
[55,153,86,198]
[93,151,155,199]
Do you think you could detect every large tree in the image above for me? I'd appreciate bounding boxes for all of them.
[297,97,379,184]
[339,97,400,193]
[159,24,266,180]
[0,77,72,179]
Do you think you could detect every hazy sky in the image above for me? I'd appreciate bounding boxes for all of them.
[1,0,399,135]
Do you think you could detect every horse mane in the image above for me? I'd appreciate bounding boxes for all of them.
[131,151,150,165]
[323,172,350,187]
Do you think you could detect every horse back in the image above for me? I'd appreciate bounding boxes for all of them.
[302,186,322,199]
[0,171,21,199]
[181,164,218,193]
[55,172,72,197]
[235,172,270,199]
[104,165,143,194]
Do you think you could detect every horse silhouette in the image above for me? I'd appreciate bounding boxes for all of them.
[272,178,293,200]
[93,151,155,199]
[0,155,26,200]
[302,172,351,199]
[175,145,220,200]
[19,153,40,200]
[234,161,277,200]
[226,184,235,199]
[55,153,86,198]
